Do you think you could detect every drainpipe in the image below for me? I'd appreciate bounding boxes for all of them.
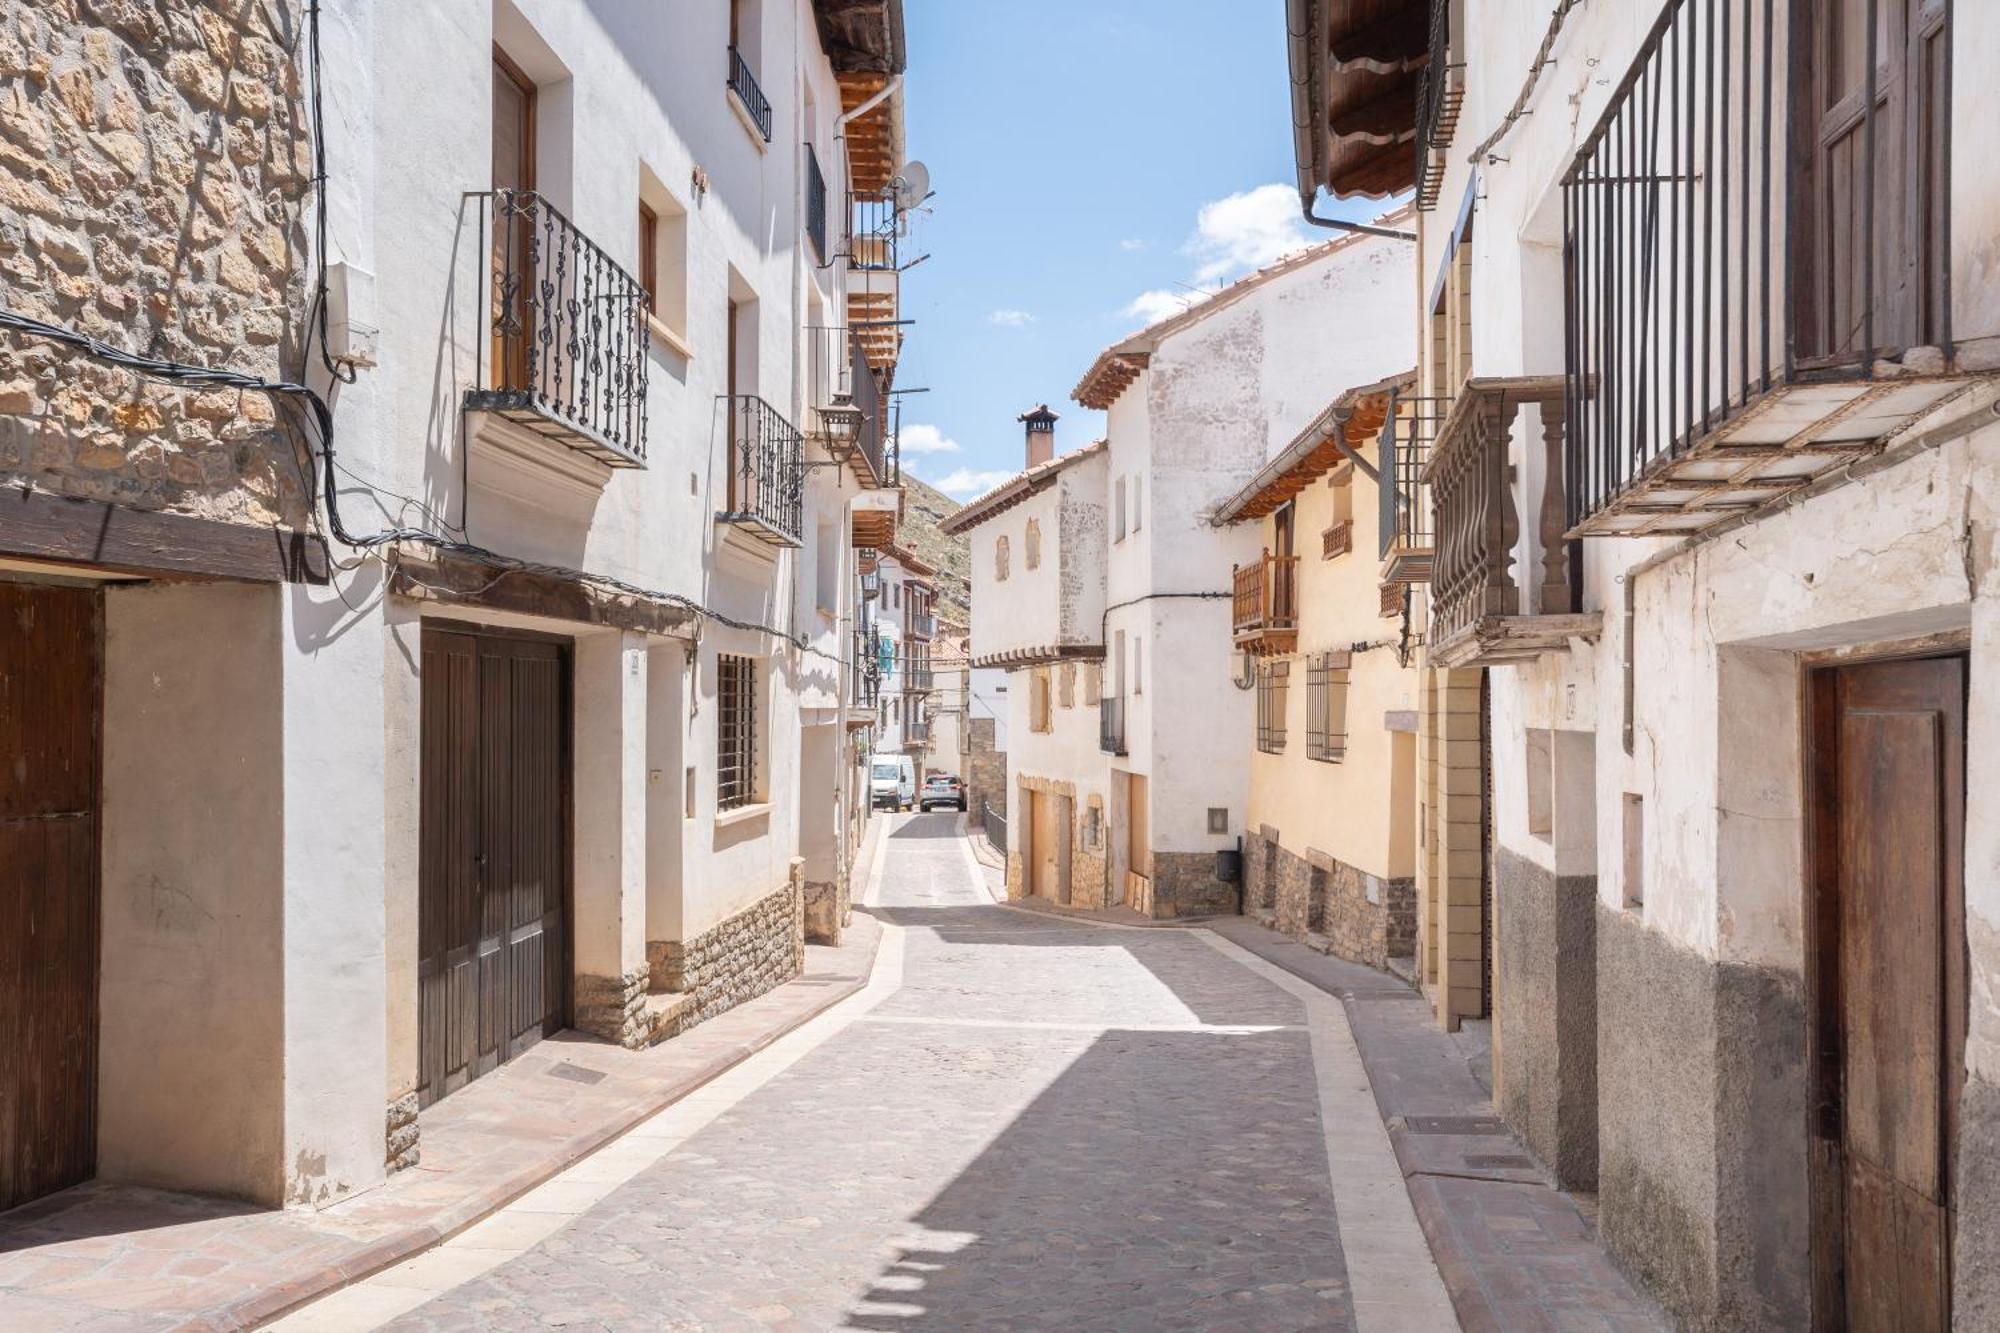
[1323,403,1379,482]
[836,74,903,133]
[1301,194,1418,243]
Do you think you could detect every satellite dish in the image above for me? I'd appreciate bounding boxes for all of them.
[891,160,930,212]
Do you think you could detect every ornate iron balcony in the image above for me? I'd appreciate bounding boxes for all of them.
[717,394,803,546]
[465,189,648,467]
[727,47,772,141]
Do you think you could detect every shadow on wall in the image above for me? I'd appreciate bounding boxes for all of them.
[840,1028,1352,1330]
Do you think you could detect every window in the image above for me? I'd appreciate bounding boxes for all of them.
[1029,668,1051,733]
[1059,663,1075,708]
[1256,659,1289,754]
[995,535,1010,582]
[1207,807,1229,834]
[1622,794,1644,910]
[1114,477,1127,542]
[1305,651,1349,762]
[1130,476,1142,532]
[1025,518,1041,570]
[1525,728,1554,840]
[716,654,758,809]
[1083,662,1102,706]
[1322,464,1354,559]
[637,168,689,348]
[1132,636,1143,694]
[814,519,837,613]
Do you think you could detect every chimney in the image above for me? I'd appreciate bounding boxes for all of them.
[1018,404,1059,469]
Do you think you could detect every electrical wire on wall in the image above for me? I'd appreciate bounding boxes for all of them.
[0,0,843,667]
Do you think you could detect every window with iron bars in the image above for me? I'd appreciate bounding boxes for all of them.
[1256,660,1289,755]
[1306,652,1350,763]
[717,654,757,809]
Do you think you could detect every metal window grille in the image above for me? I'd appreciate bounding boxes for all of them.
[717,654,757,809]
[1306,652,1350,762]
[804,141,828,260]
[1256,660,1289,755]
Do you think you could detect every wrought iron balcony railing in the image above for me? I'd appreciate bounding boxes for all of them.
[1231,550,1299,655]
[848,189,901,272]
[851,627,880,709]
[1378,388,1447,583]
[804,141,828,261]
[905,609,935,642]
[903,653,933,693]
[1412,0,1462,212]
[1424,377,1598,668]
[1099,695,1127,757]
[727,47,772,141]
[805,325,893,490]
[717,395,803,546]
[1563,0,1971,538]
[466,189,648,467]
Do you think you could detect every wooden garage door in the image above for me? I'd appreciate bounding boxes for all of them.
[0,583,100,1211]
[418,627,569,1108]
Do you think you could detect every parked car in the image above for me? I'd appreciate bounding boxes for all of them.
[871,755,916,811]
[919,774,966,812]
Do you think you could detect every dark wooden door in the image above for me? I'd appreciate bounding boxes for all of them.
[1801,0,1949,361]
[419,627,568,1108]
[0,583,100,1211]
[492,50,536,392]
[1809,654,1965,1332]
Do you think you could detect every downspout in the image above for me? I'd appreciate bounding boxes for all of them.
[836,73,902,132]
[1324,404,1379,482]
[1302,195,1418,243]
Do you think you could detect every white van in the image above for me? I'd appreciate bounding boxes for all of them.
[870,754,916,811]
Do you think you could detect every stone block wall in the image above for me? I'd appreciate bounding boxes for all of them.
[1149,850,1235,919]
[964,718,1005,826]
[384,1091,419,1174]
[649,873,805,1037]
[1251,831,1414,970]
[574,967,649,1049]
[0,0,309,526]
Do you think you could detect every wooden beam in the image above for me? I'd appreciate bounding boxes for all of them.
[390,546,698,639]
[0,485,329,584]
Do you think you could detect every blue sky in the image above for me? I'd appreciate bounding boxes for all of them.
[888,1,1387,499]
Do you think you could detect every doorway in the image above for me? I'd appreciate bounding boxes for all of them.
[1807,653,1966,1331]
[491,48,536,391]
[0,582,101,1211]
[418,625,572,1108]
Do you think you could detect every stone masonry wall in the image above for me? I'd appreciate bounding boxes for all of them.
[0,0,310,527]
[1149,851,1235,919]
[650,874,804,1037]
[1250,830,1413,971]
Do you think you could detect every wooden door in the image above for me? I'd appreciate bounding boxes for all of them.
[491,50,535,391]
[1127,773,1151,880]
[1809,654,1965,1332]
[419,627,569,1108]
[0,583,100,1212]
[1801,0,1948,361]
[1029,791,1060,900]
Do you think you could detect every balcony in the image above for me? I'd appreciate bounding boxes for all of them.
[1378,388,1446,584]
[727,47,772,142]
[1231,550,1299,657]
[902,650,933,693]
[465,190,648,468]
[1563,0,1983,539]
[849,627,879,718]
[1412,0,1462,212]
[716,395,803,546]
[905,609,935,642]
[807,325,897,500]
[847,190,904,377]
[1099,695,1127,757]
[904,718,931,747]
[1425,377,1600,668]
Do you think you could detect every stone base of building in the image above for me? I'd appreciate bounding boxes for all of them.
[1957,1072,2000,1325]
[575,967,650,1048]
[1495,846,1598,1189]
[646,872,805,1041]
[1244,834,1413,969]
[1146,851,1236,919]
[802,875,847,946]
[384,1092,420,1174]
[1596,903,1808,1331]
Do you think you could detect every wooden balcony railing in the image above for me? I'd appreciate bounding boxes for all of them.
[1231,550,1299,655]
[467,189,648,467]
[1424,377,1599,668]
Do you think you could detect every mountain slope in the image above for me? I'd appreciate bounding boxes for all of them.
[896,473,970,630]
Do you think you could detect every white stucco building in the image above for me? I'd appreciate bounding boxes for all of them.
[0,0,917,1216]
[1291,0,2000,1325]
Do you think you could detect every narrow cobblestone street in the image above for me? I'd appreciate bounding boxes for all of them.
[279,814,1453,1332]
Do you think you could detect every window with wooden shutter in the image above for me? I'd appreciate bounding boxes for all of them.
[1256,660,1289,754]
[717,654,757,808]
[1306,651,1350,762]
[1029,668,1051,733]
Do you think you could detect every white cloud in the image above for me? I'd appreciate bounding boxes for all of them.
[1119,238,1147,252]
[934,467,1014,499]
[897,423,962,456]
[1187,183,1314,284]
[987,308,1035,327]
[1122,288,1198,325]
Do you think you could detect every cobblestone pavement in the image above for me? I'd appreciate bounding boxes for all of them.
[362,814,1427,1332]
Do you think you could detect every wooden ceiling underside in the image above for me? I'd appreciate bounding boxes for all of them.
[1313,0,1426,199]
[1232,385,1399,520]
[839,72,900,193]
[1074,352,1147,411]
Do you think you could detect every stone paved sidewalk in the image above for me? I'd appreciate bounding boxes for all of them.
[1204,916,1669,1333]
[0,832,887,1333]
